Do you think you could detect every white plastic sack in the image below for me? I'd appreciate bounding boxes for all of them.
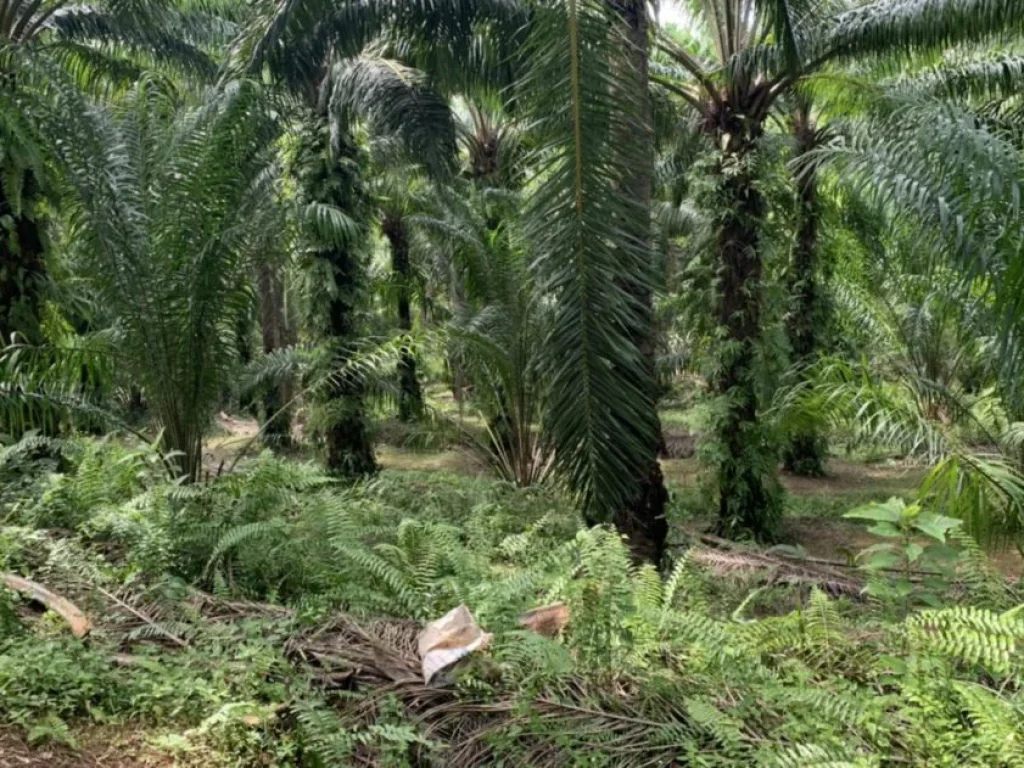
[417,604,492,683]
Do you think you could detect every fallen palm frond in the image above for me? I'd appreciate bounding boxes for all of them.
[82,588,707,765]
[287,612,423,687]
[92,585,190,648]
[689,536,864,598]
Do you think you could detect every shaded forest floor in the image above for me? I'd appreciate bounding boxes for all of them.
[209,409,1023,576]
[0,726,178,767]
[377,446,1024,576]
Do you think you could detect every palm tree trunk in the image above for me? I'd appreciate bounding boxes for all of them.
[783,109,828,477]
[257,261,292,448]
[711,128,781,542]
[608,0,668,566]
[381,214,423,421]
[300,121,377,478]
[323,241,378,476]
[235,310,256,418]
[0,169,45,346]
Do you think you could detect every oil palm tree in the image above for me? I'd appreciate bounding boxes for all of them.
[234,1,493,476]
[790,53,1024,553]
[241,0,673,559]
[288,115,378,475]
[782,35,1024,474]
[0,0,224,345]
[782,96,830,477]
[516,0,667,561]
[654,0,1024,541]
[414,180,555,486]
[370,148,432,421]
[38,78,280,481]
[606,0,669,562]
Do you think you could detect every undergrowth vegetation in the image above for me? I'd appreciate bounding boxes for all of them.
[3,0,1024,761]
[2,436,1023,766]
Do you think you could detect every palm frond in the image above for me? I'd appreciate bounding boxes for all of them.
[823,0,1024,65]
[47,3,219,81]
[38,78,280,479]
[518,0,658,520]
[234,0,520,93]
[903,53,1024,101]
[328,53,456,177]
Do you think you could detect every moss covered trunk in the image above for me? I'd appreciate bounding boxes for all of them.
[711,125,780,542]
[783,109,828,477]
[382,214,423,422]
[323,241,377,477]
[257,261,292,449]
[0,169,45,346]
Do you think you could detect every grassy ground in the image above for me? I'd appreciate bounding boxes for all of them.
[378,437,1023,576]
[202,407,1023,576]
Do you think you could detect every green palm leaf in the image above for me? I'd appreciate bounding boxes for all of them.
[823,0,1024,64]
[39,78,281,480]
[518,0,659,520]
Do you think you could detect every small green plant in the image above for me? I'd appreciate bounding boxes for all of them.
[844,497,961,611]
[0,636,119,746]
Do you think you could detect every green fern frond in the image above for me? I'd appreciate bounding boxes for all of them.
[954,681,1024,764]
[907,605,1024,673]
[763,743,859,768]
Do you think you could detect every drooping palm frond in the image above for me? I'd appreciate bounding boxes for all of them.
[822,0,1024,65]
[408,182,513,308]
[46,4,220,82]
[782,351,1024,551]
[795,358,954,461]
[0,326,123,437]
[809,92,1024,416]
[904,53,1024,101]
[921,451,1024,552]
[809,97,1022,276]
[1,0,229,93]
[233,0,521,94]
[328,52,457,178]
[34,78,281,480]
[517,0,659,520]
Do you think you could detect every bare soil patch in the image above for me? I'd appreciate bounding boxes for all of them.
[0,726,174,768]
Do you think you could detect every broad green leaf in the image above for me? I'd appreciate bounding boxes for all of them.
[894,579,915,597]
[845,498,904,524]
[864,551,901,570]
[914,512,962,542]
[867,522,901,538]
[904,542,924,562]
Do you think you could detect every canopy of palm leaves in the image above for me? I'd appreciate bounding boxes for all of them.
[31,78,281,481]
